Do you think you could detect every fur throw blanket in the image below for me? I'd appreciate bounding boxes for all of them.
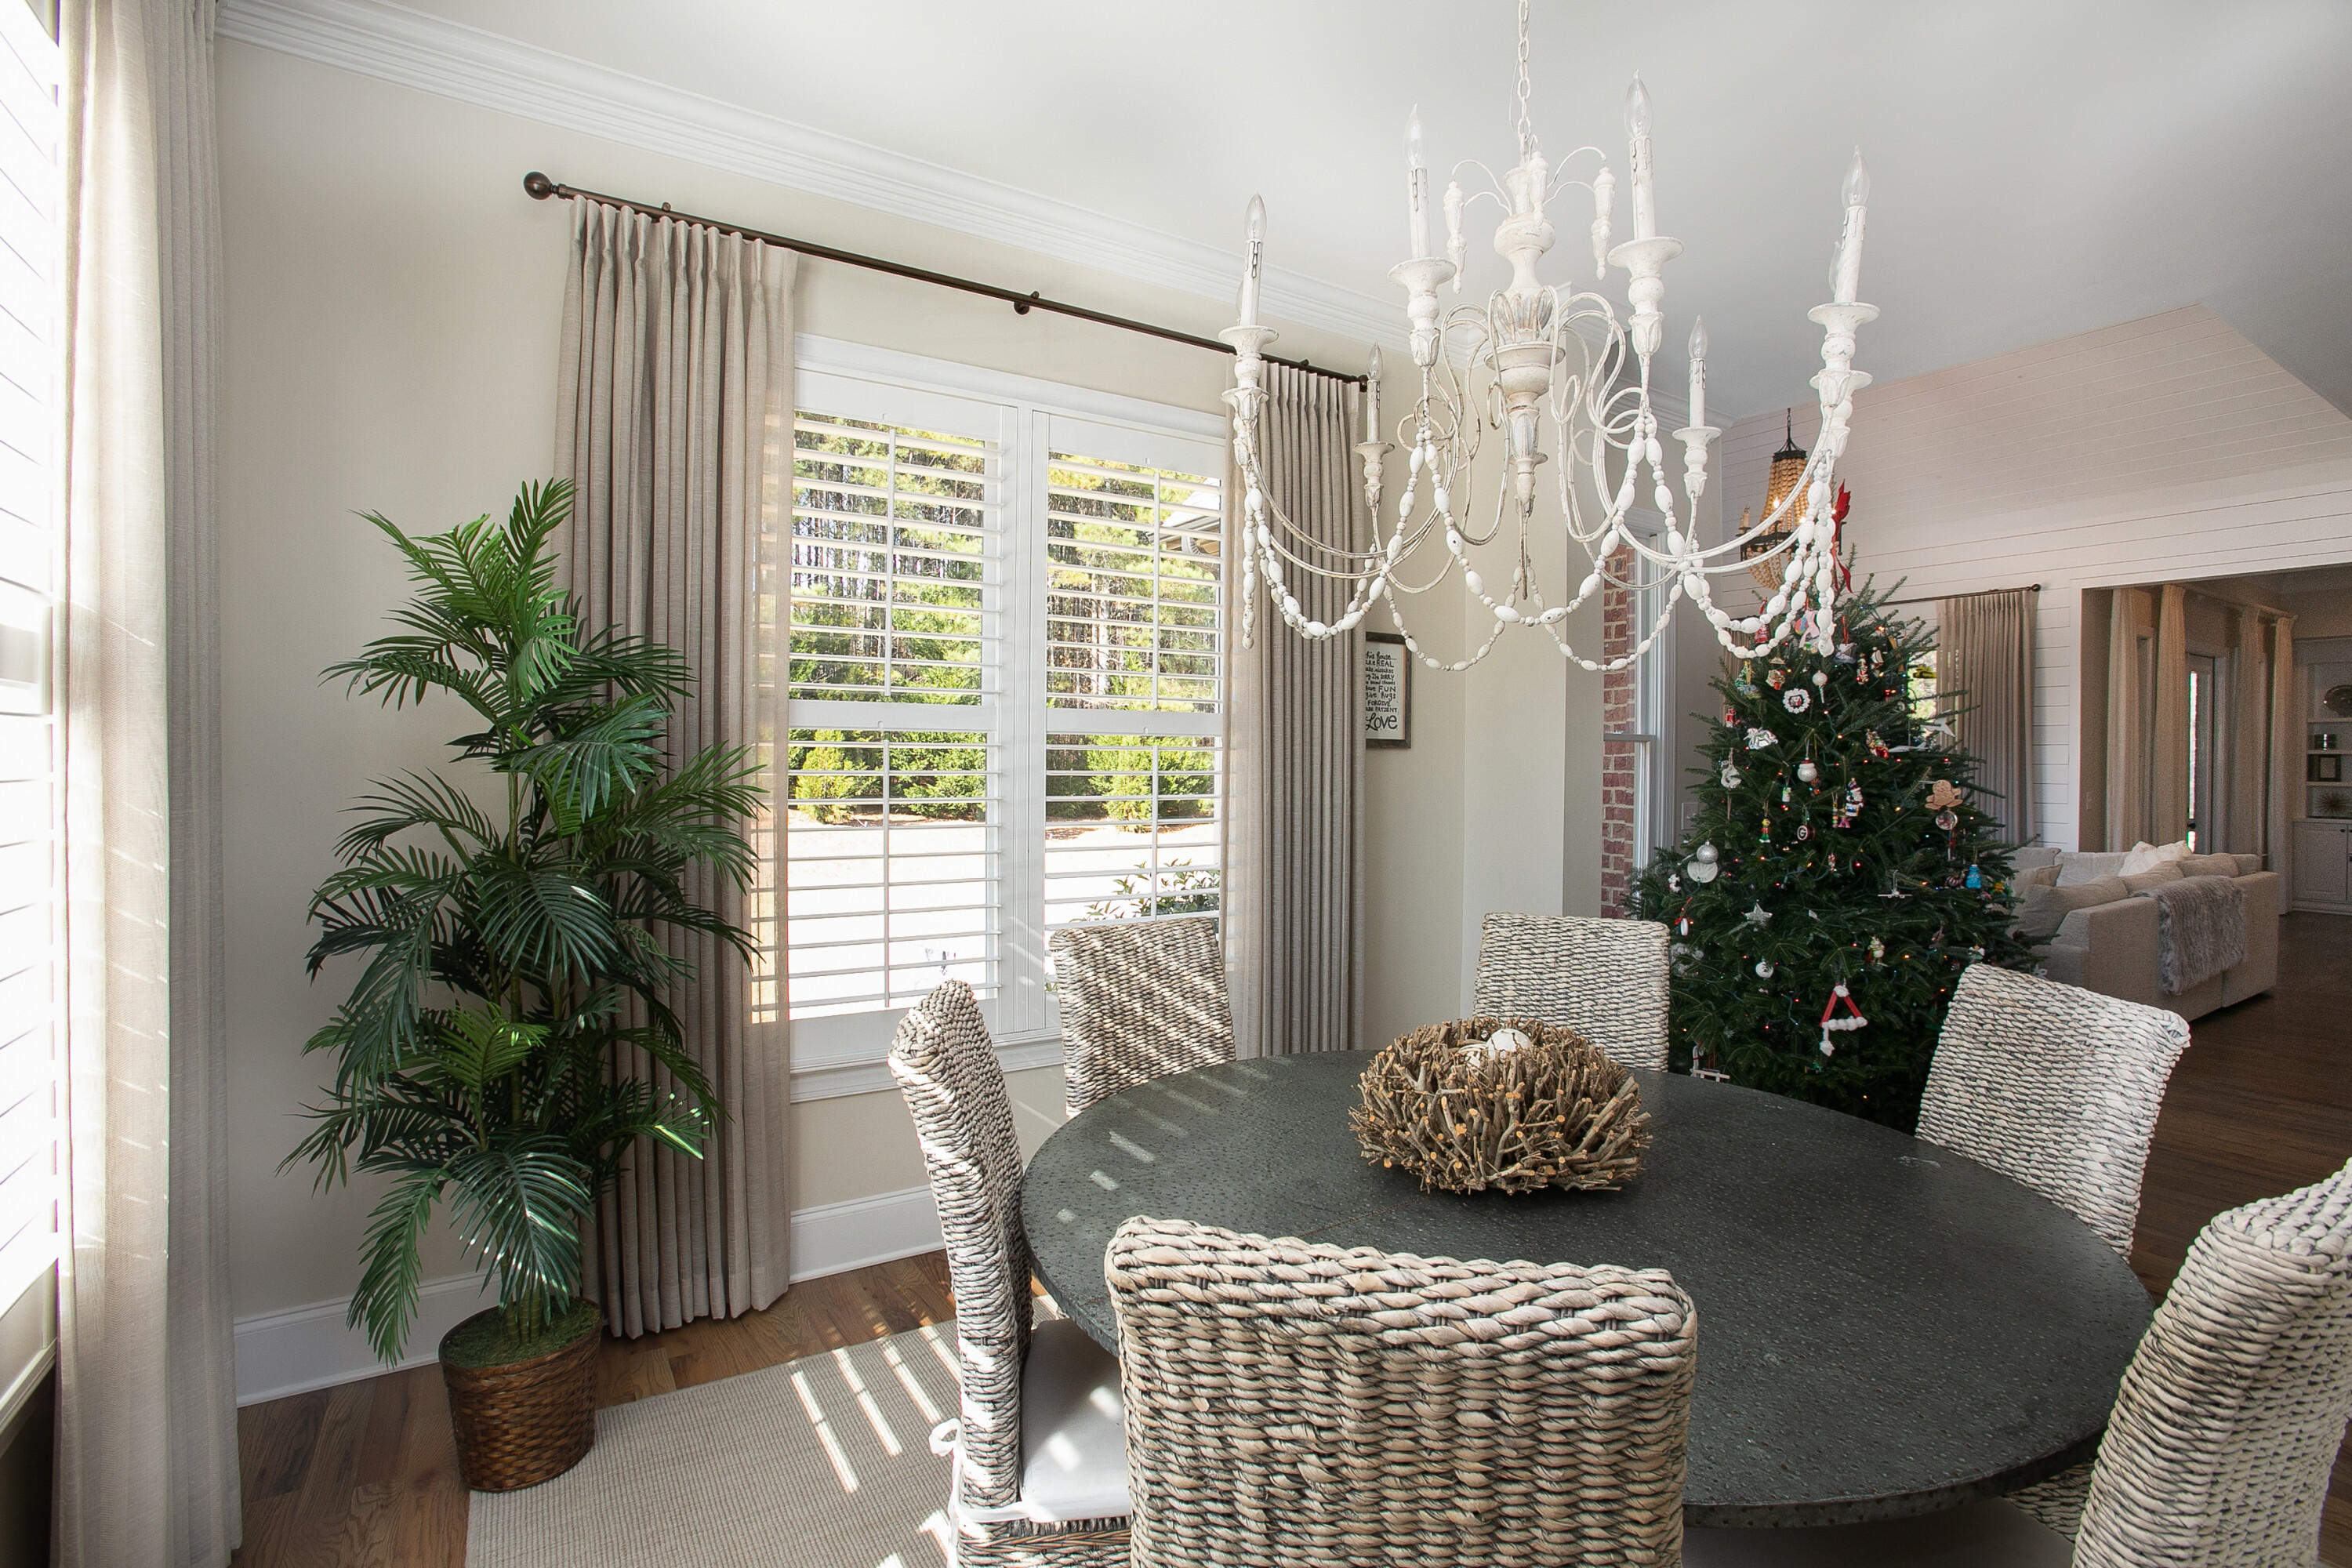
[2140,875,2245,995]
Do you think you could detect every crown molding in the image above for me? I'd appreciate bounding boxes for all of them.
[215,0,1400,354]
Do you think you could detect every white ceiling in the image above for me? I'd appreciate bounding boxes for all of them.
[387,0,2352,421]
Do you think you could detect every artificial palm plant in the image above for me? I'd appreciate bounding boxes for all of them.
[289,480,760,1363]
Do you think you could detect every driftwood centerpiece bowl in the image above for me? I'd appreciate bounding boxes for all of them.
[1352,1016,1652,1195]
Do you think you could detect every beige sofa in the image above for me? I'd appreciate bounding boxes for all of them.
[2013,848,2278,1021]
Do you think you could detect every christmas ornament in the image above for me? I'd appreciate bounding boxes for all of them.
[1755,959,1776,978]
[1867,935,1885,962]
[1817,982,1867,1056]
[1780,784,1792,804]
[1795,823,1811,840]
[1746,728,1779,750]
[1865,731,1890,758]
[1812,670,1828,688]
[1720,760,1743,788]
[1796,758,1819,784]
[1923,779,1963,811]
[1667,873,1682,892]
[1744,902,1772,926]
[1964,863,1983,890]
[1935,808,1959,832]
[1783,688,1812,713]
[1766,667,1786,690]
[1686,842,1720,884]
[1723,706,1738,724]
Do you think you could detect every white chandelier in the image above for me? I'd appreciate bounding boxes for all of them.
[1222,0,1877,673]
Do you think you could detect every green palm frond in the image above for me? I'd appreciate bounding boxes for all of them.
[444,1138,594,1336]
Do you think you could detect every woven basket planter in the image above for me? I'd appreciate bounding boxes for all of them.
[441,1307,601,1492]
[1352,1015,1653,1194]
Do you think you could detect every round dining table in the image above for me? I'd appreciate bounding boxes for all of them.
[1022,1051,2154,1527]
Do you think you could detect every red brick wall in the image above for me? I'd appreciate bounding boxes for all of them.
[1598,546,1636,916]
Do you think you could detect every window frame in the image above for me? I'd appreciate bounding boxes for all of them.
[782,336,1226,1103]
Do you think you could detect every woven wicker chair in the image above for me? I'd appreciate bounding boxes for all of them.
[1105,1215,1697,1567]
[1917,964,2190,1257]
[2017,1154,2352,1565]
[1472,911,1671,1071]
[887,982,1129,1566]
[1049,916,1234,1117]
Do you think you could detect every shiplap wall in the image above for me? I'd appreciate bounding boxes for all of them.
[1715,307,2352,851]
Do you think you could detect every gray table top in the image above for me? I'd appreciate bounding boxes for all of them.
[1022,1051,2153,1527]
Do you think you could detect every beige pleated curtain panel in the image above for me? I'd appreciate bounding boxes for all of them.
[555,198,796,1337]
[1936,588,2035,845]
[56,0,241,1562]
[1227,365,1367,1058]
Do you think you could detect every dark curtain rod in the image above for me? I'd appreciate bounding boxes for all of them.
[1881,583,2042,609]
[523,172,1367,386]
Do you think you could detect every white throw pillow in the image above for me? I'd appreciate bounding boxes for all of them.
[2118,839,2191,876]
[2056,851,2132,887]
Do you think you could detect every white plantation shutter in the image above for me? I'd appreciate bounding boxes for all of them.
[783,383,1007,1030]
[0,1,61,1310]
[778,349,1225,1077]
[1041,439,1223,934]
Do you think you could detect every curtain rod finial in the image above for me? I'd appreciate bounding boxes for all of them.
[523,171,558,201]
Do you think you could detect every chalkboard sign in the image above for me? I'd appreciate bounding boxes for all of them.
[1364,632,1410,749]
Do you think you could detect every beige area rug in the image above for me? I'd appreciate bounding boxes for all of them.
[467,1315,2074,1568]
[468,1322,964,1568]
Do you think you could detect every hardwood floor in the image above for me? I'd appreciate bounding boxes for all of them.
[233,913,2352,1567]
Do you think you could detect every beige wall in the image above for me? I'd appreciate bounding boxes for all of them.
[216,41,1469,1321]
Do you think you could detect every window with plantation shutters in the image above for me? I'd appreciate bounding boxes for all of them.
[0,3,61,1308]
[1042,448,1222,934]
[777,347,1226,1091]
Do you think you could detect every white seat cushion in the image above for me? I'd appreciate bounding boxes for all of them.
[1016,1317,1128,1523]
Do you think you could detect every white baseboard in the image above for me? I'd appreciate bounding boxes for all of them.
[788,1183,941,1283]
[233,1185,942,1406]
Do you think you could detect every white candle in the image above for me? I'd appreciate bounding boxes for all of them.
[1833,148,1869,304]
[1687,315,1708,430]
[1367,344,1382,442]
[1443,179,1465,275]
[1406,107,1430,258]
[1240,194,1265,327]
[1626,76,1656,241]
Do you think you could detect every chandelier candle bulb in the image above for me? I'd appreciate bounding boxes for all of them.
[1687,315,1707,430]
[1366,344,1381,440]
[1240,194,1265,327]
[1406,107,1431,258]
[1626,76,1657,240]
[1833,149,1869,304]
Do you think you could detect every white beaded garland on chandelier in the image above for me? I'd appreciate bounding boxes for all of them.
[1221,0,1878,673]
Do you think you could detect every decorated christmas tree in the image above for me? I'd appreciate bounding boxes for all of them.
[1628,583,2031,1131]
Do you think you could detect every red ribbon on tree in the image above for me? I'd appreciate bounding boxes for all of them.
[1828,485,1853,590]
